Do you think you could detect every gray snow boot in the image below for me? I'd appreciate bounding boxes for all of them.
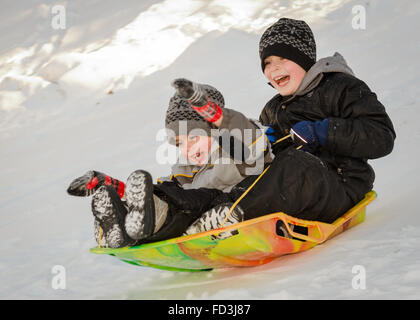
[91,185,134,248]
[124,170,168,240]
[183,203,244,240]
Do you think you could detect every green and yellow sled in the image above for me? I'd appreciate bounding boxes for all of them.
[90,191,376,272]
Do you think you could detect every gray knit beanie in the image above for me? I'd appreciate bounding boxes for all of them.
[259,18,316,72]
[165,83,225,144]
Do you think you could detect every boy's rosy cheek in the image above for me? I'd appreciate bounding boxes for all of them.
[179,147,188,159]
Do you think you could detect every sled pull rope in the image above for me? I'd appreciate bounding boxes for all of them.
[273,134,291,145]
[273,134,303,149]
[98,227,103,248]
[220,165,271,229]
[219,134,300,229]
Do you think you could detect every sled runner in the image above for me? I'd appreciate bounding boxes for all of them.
[90,191,377,272]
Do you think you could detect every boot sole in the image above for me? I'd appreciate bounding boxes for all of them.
[125,170,155,239]
[91,186,125,248]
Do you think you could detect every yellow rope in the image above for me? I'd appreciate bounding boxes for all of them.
[98,226,103,248]
[273,133,291,145]
[219,165,271,228]
[219,134,301,229]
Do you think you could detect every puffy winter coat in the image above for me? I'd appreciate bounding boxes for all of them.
[259,53,396,203]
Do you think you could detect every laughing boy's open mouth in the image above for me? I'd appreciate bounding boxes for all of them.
[274,75,290,86]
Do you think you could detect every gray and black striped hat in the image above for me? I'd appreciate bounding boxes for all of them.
[259,18,316,72]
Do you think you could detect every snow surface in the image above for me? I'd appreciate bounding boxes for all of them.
[0,0,419,299]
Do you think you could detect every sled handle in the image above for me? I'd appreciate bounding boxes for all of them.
[276,215,335,244]
[276,191,377,243]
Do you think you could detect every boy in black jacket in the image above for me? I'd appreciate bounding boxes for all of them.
[226,17,395,224]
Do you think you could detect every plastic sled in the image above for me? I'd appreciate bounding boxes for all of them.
[90,191,377,272]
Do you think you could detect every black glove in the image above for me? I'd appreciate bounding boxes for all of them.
[67,170,125,198]
[171,78,223,123]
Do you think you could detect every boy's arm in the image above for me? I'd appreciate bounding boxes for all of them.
[325,74,396,159]
[156,174,173,184]
[157,165,196,187]
[217,108,273,175]
[171,78,223,124]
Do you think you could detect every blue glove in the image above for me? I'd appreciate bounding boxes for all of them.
[265,126,277,144]
[290,119,329,149]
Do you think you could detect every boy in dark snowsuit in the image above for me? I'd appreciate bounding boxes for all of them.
[215,17,396,225]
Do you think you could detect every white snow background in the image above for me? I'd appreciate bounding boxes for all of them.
[0,0,419,299]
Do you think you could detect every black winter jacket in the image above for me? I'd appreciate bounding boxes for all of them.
[259,54,396,203]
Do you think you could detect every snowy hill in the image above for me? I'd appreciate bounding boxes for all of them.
[1,0,419,299]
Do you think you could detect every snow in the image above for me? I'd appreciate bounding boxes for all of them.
[0,0,419,299]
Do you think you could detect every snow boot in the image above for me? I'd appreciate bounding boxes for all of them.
[91,185,133,248]
[124,170,168,240]
[67,170,125,198]
[183,203,244,240]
